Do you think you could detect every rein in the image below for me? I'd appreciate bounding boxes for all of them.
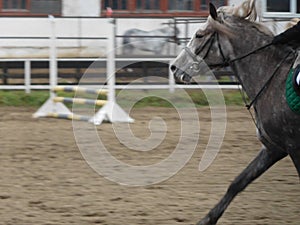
[245,50,293,110]
[229,42,273,64]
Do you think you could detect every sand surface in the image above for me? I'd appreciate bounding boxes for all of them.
[0,106,299,225]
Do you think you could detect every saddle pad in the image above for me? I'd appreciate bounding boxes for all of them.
[286,68,300,114]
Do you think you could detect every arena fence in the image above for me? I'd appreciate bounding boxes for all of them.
[0,16,239,92]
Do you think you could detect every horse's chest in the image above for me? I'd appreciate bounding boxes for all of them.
[258,107,300,149]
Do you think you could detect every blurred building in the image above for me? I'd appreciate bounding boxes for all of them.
[0,0,297,58]
[0,0,227,17]
[100,0,227,17]
[0,1,297,20]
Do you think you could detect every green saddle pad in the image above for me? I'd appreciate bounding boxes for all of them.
[286,67,300,114]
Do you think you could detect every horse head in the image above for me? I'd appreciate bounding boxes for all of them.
[170,3,233,83]
[170,0,272,83]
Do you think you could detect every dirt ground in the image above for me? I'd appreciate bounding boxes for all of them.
[0,106,299,225]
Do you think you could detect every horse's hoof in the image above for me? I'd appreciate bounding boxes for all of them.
[196,215,215,225]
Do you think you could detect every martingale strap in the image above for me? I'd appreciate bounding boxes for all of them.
[246,50,294,110]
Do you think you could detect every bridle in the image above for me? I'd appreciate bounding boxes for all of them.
[184,32,229,72]
[183,32,294,110]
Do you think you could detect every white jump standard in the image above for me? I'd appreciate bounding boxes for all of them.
[33,84,134,125]
[33,19,134,125]
[33,85,134,125]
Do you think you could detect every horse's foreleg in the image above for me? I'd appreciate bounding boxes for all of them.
[197,146,287,225]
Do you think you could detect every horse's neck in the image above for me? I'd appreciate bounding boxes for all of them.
[230,45,295,100]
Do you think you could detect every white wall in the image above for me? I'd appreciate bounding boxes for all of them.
[0,17,179,58]
[0,0,288,58]
[0,18,110,58]
[62,0,100,17]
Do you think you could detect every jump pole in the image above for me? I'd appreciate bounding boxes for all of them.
[52,86,108,95]
[46,112,91,122]
[53,97,107,106]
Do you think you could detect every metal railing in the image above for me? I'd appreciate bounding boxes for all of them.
[0,17,239,93]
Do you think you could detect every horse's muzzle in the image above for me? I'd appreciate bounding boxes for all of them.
[170,65,192,83]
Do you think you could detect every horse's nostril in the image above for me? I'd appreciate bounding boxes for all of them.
[170,65,177,72]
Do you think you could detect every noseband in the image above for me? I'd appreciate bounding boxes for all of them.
[184,46,204,72]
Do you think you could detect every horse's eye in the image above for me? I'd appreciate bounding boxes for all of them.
[196,34,204,39]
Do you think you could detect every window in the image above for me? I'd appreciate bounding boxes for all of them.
[104,0,128,10]
[266,0,290,12]
[263,0,300,17]
[3,0,27,10]
[200,0,226,10]
[30,0,61,14]
[101,0,228,17]
[137,0,160,10]
[0,0,62,15]
[168,0,193,11]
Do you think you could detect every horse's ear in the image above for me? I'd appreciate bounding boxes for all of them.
[209,3,218,20]
[234,0,257,21]
[217,0,257,21]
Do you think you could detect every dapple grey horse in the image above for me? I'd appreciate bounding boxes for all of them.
[171,1,299,225]
[122,26,179,55]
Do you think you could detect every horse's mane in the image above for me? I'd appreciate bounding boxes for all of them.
[217,0,257,22]
[207,15,273,41]
[230,16,274,36]
[210,0,273,37]
[286,18,300,29]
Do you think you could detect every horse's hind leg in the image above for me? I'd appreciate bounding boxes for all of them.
[197,146,287,225]
[288,149,300,177]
